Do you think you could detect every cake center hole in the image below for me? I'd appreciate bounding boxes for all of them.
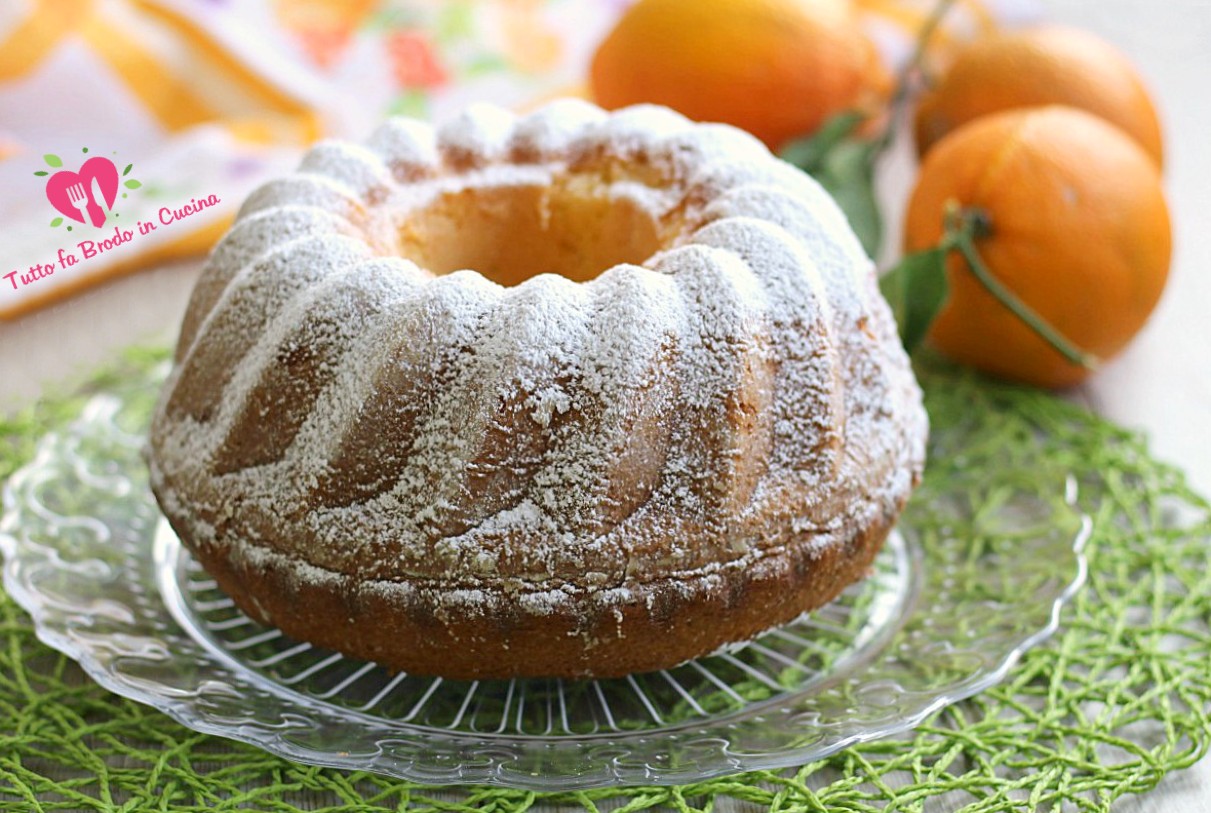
[396,175,668,286]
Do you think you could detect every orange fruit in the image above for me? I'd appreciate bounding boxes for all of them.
[914,25,1164,168]
[589,0,888,150]
[903,105,1171,389]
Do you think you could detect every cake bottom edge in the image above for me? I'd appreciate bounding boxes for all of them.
[161,498,906,681]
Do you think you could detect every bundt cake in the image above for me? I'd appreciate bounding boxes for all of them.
[147,100,928,680]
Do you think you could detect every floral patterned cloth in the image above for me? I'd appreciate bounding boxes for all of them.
[0,0,1037,320]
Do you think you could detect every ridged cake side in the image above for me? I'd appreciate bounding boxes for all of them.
[148,100,927,678]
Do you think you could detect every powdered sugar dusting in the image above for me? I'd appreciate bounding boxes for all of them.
[509,98,607,161]
[367,117,439,182]
[238,175,362,221]
[149,100,927,649]
[437,103,516,167]
[299,141,394,199]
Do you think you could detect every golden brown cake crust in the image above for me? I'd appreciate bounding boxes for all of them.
[147,101,929,679]
[157,479,906,679]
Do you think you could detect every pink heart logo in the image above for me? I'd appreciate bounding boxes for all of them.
[45,157,120,226]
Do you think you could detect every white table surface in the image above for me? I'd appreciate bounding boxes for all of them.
[1,1,1207,809]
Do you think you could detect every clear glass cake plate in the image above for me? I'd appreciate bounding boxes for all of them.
[0,365,1089,790]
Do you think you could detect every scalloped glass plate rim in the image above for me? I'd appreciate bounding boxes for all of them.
[0,390,1092,789]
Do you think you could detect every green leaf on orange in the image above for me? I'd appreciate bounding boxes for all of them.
[879,247,949,354]
[813,139,882,258]
[780,109,883,257]
[779,110,864,170]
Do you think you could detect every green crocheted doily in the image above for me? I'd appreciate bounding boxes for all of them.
[1,346,1209,812]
